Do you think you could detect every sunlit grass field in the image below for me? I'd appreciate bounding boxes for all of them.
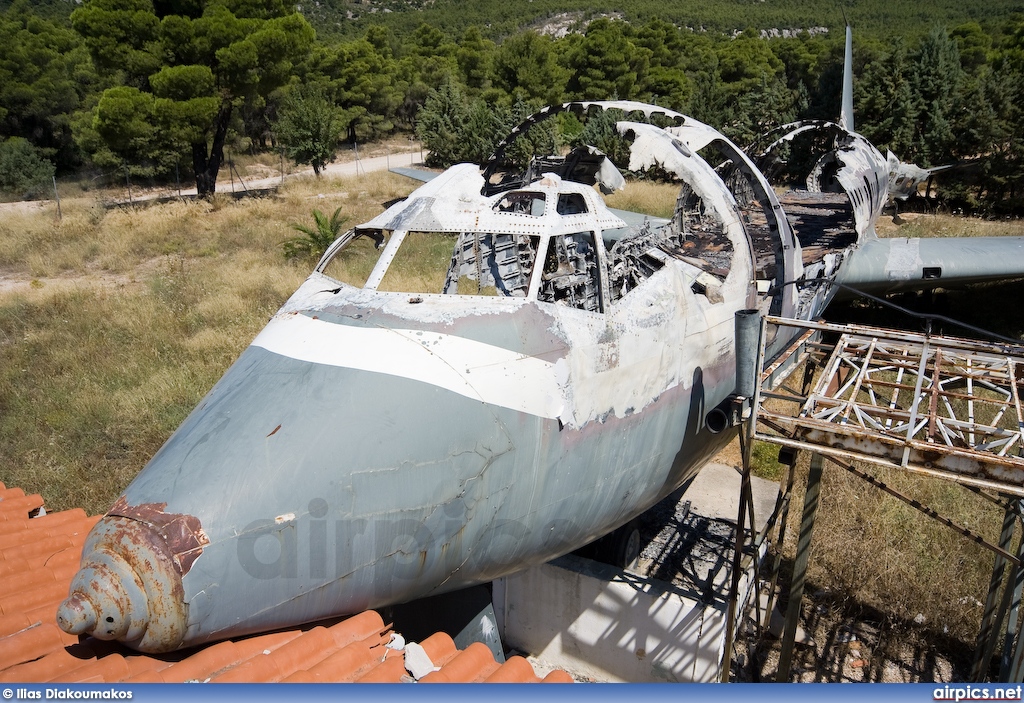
[0,172,415,515]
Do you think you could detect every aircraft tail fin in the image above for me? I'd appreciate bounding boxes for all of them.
[840,24,855,132]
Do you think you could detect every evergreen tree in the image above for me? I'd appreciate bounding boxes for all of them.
[317,36,401,142]
[857,39,917,157]
[71,0,314,196]
[491,31,567,104]
[396,23,459,127]
[984,15,1024,204]
[274,86,347,176]
[633,19,691,109]
[415,78,468,167]
[457,26,494,94]
[564,19,650,101]
[0,2,100,171]
[0,136,55,198]
[911,27,965,166]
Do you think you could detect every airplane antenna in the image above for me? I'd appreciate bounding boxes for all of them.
[840,19,855,132]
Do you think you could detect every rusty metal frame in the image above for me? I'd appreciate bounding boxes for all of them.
[752,316,1024,682]
[756,317,1024,497]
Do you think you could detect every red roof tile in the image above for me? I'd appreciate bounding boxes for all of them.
[0,488,569,684]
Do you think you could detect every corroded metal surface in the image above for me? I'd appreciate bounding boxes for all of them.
[57,515,190,652]
[107,497,209,576]
[757,318,1024,495]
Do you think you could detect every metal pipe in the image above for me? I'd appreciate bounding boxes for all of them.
[735,309,761,399]
[973,505,1018,680]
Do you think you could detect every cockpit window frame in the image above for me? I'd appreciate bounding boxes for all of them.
[494,190,548,217]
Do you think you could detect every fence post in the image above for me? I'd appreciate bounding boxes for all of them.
[52,175,62,220]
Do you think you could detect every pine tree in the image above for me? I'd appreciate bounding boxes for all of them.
[415,78,468,167]
[274,87,347,176]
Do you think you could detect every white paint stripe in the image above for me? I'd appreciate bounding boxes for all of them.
[251,313,565,419]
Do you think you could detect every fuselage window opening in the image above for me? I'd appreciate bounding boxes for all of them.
[376,231,458,294]
[495,191,547,217]
[318,230,388,289]
[672,181,733,279]
[556,193,589,215]
[605,228,666,305]
[538,231,603,312]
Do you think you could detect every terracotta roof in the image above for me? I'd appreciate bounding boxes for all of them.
[0,484,572,684]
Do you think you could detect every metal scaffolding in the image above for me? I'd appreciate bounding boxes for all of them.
[758,318,1024,496]
[736,314,1024,682]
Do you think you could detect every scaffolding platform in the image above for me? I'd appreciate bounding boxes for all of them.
[757,318,1024,496]
[746,315,1024,682]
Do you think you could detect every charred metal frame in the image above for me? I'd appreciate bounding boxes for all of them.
[757,317,1024,496]
[735,315,1024,682]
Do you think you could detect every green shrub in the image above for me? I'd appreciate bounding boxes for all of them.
[0,138,55,200]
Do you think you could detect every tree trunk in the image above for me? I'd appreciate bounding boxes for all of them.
[193,102,233,198]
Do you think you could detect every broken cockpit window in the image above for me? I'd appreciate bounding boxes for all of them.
[444,232,540,297]
[556,193,589,215]
[373,231,541,298]
[605,224,666,304]
[318,231,387,289]
[377,232,457,294]
[494,191,546,216]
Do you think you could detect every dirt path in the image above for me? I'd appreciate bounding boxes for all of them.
[0,146,428,214]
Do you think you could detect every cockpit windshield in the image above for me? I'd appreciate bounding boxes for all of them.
[494,191,546,216]
[318,229,542,299]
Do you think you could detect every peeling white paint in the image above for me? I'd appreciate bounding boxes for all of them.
[252,311,567,421]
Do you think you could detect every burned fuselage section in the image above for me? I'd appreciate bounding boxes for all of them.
[58,102,882,653]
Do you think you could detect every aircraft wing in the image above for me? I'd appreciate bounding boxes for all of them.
[607,208,670,229]
[390,166,438,182]
[838,236,1024,295]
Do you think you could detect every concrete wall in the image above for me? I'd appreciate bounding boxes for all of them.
[493,553,758,683]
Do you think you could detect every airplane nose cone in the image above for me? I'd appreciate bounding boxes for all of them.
[57,514,191,652]
[58,546,149,641]
[56,594,96,636]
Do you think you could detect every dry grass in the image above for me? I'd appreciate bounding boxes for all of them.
[876,212,1024,239]
[788,453,1000,645]
[0,172,414,515]
[603,181,679,220]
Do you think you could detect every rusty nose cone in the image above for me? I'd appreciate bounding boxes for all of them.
[58,546,149,642]
[57,514,190,652]
[56,594,96,636]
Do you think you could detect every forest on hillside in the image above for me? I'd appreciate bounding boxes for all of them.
[1,0,1023,210]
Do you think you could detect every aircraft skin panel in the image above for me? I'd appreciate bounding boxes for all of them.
[838,236,1024,295]
[251,311,566,420]
[107,315,733,649]
[389,166,437,182]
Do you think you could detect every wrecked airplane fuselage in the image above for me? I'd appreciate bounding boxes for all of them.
[58,101,891,652]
